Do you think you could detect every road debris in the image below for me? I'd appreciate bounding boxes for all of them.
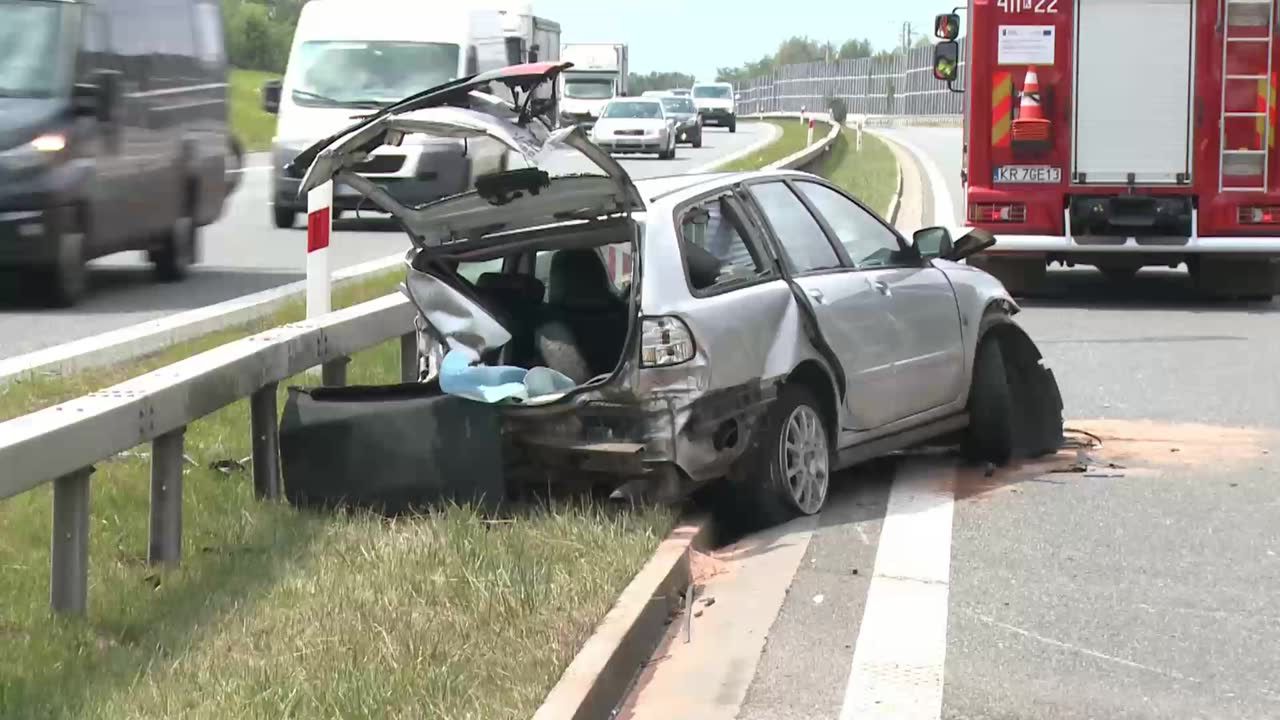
[209,457,248,475]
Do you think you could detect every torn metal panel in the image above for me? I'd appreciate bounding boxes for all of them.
[401,265,510,357]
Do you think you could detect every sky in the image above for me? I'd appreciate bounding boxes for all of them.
[531,0,942,82]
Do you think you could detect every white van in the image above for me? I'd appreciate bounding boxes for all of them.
[691,81,737,133]
[262,0,559,228]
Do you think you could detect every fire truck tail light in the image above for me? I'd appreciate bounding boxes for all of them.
[1237,206,1280,224]
[969,202,1027,223]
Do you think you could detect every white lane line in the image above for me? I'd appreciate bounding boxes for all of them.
[969,612,1199,683]
[0,253,405,384]
[877,131,958,228]
[228,165,273,174]
[839,458,954,720]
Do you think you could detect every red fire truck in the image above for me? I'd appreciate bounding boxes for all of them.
[932,0,1280,299]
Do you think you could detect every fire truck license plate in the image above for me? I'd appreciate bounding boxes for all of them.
[993,165,1061,184]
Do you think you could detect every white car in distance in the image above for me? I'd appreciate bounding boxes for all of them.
[589,97,678,159]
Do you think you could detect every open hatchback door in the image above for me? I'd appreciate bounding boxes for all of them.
[289,61,645,253]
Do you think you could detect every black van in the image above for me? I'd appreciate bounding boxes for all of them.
[0,0,230,306]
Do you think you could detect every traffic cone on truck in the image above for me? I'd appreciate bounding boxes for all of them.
[1012,66,1051,151]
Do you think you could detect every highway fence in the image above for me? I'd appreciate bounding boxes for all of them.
[735,44,967,118]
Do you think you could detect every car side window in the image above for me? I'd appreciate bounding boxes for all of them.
[750,182,842,274]
[795,182,906,269]
[680,196,770,291]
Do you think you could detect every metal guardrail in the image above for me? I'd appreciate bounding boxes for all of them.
[756,113,842,171]
[0,292,418,614]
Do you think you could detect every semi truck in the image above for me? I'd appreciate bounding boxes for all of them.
[931,0,1280,299]
[558,42,629,129]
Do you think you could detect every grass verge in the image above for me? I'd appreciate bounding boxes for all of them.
[0,335,673,718]
[230,68,279,153]
[716,119,830,172]
[813,128,899,218]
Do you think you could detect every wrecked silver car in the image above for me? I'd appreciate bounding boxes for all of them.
[289,62,1064,523]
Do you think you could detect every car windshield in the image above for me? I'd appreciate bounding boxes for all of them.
[602,101,663,119]
[0,1,72,98]
[661,97,696,113]
[693,85,732,99]
[289,41,460,107]
[563,78,615,100]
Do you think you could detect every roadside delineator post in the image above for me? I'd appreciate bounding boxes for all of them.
[306,181,334,381]
[306,181,333,319]
[807,118,815,146]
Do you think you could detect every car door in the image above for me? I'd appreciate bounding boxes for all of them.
[73,4,129,253]
[744,180,905,430]
[792,180,966,418]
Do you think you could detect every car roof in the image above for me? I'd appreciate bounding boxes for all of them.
[633,169,807,205]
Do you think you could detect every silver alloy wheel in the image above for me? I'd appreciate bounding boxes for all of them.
[779,404,829,514]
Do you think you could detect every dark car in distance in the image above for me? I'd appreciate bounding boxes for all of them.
[0,0,231,306]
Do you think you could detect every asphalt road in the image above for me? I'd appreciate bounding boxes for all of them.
[626,127,1280,719]
[0,123,774,361]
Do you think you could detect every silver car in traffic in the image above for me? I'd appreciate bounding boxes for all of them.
[290,63,1064,523]
[659,95,703,148]
[589,97,678,159]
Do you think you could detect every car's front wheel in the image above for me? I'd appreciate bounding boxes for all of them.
[962,337,1015,464]
[732,383,831,525]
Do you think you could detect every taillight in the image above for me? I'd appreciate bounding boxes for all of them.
[1237,205,1280,224]
[969,203,1027,223]
[641,316,696,368]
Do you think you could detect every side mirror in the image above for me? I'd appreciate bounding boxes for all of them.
[74,69,121,122]
[934,13,960,40]
[261,79,282,114]
[913,226,953,260]
[946,227,997,262]
[933,41,960,83]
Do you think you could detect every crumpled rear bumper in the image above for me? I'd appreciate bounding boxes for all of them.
[501,381,776,488]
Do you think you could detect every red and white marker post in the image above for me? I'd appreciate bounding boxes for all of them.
[807,117,815,146]
[306,180,333,318]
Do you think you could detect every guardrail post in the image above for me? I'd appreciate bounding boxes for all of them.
[51,466,92,615]
[250,383,281,500]
[399,333,419,383]
[321,357,350,387]
[148,427,185,566]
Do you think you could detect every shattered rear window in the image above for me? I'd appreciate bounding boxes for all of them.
[681,197,771,290]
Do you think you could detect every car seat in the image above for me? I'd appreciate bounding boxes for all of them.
[473,273,546,366]
[534,249,629,384]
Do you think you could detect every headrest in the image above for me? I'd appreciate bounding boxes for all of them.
[475,272,546,305]
[547,249,621,309]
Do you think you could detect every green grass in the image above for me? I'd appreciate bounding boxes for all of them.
[814,128,899,218]
[230,68,279,153]
[0,334,674,718]
[716,119,831,172]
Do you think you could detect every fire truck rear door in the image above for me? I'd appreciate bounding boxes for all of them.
[1072,0,1195,185]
